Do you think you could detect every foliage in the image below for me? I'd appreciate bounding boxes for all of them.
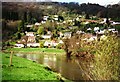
[39,41,44,48]
[63,34,119,80]
[113,25,120,31]
[17,20,25,33]
[56,43,64,49]
[90,35,119,80]
[85,14,90,19]
[37,26,45,35]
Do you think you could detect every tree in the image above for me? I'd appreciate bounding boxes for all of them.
[17,32,21,39]
[85,14,90,19]
[17,20,22,32]
[106,17,110,27]
[37,26,44,35]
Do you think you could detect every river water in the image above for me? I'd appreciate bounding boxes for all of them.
[15,53,89,80]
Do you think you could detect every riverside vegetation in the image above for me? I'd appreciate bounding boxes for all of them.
[2,34,120,81]
[1,52,69,81]
[63,34,120,80]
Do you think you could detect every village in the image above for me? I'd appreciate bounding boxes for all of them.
[14,14,120,48]
[2,2,120,81]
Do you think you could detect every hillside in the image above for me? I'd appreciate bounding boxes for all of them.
[2,2,120,42]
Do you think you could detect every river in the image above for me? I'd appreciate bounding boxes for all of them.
[15,53,90,80]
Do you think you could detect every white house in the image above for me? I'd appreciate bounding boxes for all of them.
[27,43,40,47]
[59,40,64,44]
[84,21,89,24]
[87,28,92,31]
[26,25,33,28]
[87,36,97,42]
[111,22,120,25]
[41,21,46,24]
[59,32,64,38]
[63,32,72,39]
[15,44,24,48]
[26,32,34,36]
[108,28,115,31]
[41,35,51,39]
[76,30,85,34]
[47,31,52,35]
[96,30,105,34]
[94,27,99,32]
[44,41,51,47]
[44,41,59,47]
[53,15,58,21]
[25,32,36,43]
[35,22,41,26]
[43,16,49,21]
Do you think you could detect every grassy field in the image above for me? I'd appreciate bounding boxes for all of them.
[6,48,65,55]
[1,52,63,81]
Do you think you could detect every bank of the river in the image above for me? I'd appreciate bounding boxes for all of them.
[1,52,68,81]
[6,48,65,55]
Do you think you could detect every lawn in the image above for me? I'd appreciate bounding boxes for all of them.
[6,48,65,55]
[1,52,62,81]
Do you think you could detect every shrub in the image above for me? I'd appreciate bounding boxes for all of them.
[39,41,44,48]
[90,35,119,80]
[56,43,63,49]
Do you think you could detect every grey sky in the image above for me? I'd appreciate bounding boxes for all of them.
[51,0,119,5]
[1,0,119,6]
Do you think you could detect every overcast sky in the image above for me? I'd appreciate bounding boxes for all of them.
[36,0,119,6]
[2,0,120,6]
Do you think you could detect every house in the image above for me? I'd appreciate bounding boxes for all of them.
[111,22,120,25]
[96,30,106,34]
[88,36,97,42]
[76,30,85,34]
[35,22,40,26]
[53,15,58,21]
[15,43,24,48]
[47,31,52,35]
[26,32,34,36]
[108,28,118,34]
[108,28,115,31]
[82,33,97,42]
[84,21,89,24]
[94,27,99,32]
[15,32,37,48]
[41,35,51,39]
[63,32,72,39]
[27,43,40,47]
[16,36,28,48]
[41,21,46,24]
[25,32,36,43]
[59,40,64,44]
[27,36,36,43]
[76,17,80,21]
[26,25,33,28]
[44,40,59,48]
[43,16,49,21]
[100,18,111,24]
[87,28,92,31]
[59,32,64,38]
[44,41,51,47]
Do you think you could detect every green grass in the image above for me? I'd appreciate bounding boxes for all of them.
[1,52,60,80]
[6,48,65,55]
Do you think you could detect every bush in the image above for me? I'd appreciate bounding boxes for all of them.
[90,35,119,80]
[39,41,44,48]
[56,43,63,49]
[63,34,119,80]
